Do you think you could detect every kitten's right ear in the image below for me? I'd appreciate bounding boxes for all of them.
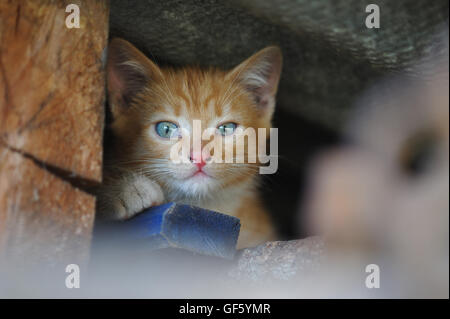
[226,46,282,118]
[107,38,163,118]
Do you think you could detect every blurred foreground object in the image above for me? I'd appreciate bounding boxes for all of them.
[303,36,449,297]
[0,0,108,271]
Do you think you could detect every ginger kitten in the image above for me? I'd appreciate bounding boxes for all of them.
[97,38,282,249]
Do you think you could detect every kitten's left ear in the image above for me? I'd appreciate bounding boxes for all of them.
[107,38,163,119]
[227,46,282,115]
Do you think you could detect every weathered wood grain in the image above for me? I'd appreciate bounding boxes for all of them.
[0,0,107,181]
[0,0,108,267]
[0,144,95,266]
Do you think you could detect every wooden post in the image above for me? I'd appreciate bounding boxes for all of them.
[0,0,108,270]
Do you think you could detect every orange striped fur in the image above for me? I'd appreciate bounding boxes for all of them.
[98,38,282,248]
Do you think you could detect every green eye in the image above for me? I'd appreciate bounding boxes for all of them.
[217,122,237,136]
[155,121,179,138]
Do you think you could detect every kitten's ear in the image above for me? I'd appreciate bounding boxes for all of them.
[107,38,163,118]
[227,46,282,115]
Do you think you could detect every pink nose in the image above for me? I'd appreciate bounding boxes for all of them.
[190,151,208,170]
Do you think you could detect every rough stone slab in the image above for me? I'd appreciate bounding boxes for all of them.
[110,0,448,130]
[229,236,325,281]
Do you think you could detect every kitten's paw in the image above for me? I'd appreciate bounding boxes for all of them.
[99,175,164,220]
[119,175,164,219]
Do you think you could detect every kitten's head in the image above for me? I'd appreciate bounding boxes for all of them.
[107,38,282,200]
